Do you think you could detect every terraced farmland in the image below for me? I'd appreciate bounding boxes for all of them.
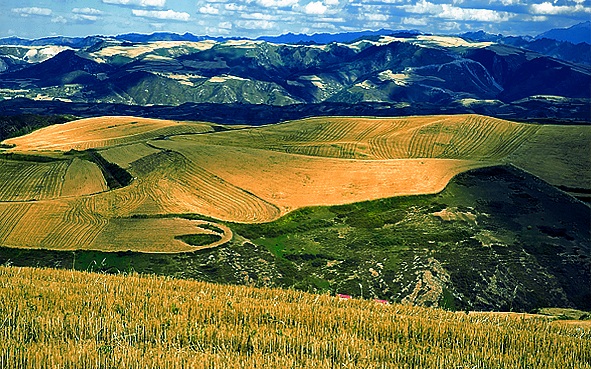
[0,114,588,252]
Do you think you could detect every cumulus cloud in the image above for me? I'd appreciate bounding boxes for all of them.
[304,1,328,14]
[362,13,389,21]
[489,0,522,5]
[256,0,299,8]
[218,21,233,29]
[316,16,346,22]
[529,2,591,14]
[71,14,100,22]
[225,3,246,10]
[132,9,190,21]
[12,7,52,16]
[241,12,275,19]
[523,15,548,22]
[401,0,514,22]
[72,8,105,15]
[102,0,166,7]
[199,4,220,14]
[52,16,68,23]
[324,0,340,5]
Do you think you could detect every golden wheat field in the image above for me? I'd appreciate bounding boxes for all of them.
[0,114,588,252]
[0,266,589,369]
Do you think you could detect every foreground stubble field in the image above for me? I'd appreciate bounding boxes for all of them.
[0,266,589,369]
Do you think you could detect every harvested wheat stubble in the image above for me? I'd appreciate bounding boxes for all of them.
[2,116,216,151]
[0,158,70,201]
[1,114,586,252]
[89,218,232,253]
[151,140,491,218]
[60,158,107,197]
[186,114,540,161]
[98,142,161,169]
[1,266,589,369]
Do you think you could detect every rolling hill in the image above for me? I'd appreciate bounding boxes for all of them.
[0,114,588,311]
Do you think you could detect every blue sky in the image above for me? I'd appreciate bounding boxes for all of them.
[1,0,590,39]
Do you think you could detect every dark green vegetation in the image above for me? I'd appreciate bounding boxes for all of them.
[86,149,132,189]
[1,165,589,312]
[0,114,78,141]
[175,233,222,247]
[0,152,65,162]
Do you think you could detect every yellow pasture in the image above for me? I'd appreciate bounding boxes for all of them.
[61,158,107,197]
[151,140,490,218]
[185,114,540,160]
[3,116,215,151]
[0,114,587,252]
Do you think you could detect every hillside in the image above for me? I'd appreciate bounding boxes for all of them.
[1,266,589,369]
[0,34,588,114]
[0,114,588,311]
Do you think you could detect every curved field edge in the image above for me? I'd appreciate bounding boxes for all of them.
[0,266,589,369]
[1,165,589,313]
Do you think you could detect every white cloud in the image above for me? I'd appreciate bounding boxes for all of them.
[51,16,68,23]
[401,17,428,26]
[489,0,522,5]
[235,20,276,29]
[241,12,275,19]
[12,7,52,16]
[257,0,299,8]
[219,21,233,29]
[71,14,100,22]
[316,16,346,22]
[199,4,220,14]
[324,0,339,5]
[362,13,389,21]
[529,2,591,14]
[102,0,166,7]
[132,9,190,21]
[72,8,105,15]
[304,1,328,14]
[523,15,548,22]
[225,3,245,11]
[401,0,514,22]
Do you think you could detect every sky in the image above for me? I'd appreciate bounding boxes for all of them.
[1,0,590,39]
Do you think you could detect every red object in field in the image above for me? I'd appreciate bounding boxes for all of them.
[337,294,352,299]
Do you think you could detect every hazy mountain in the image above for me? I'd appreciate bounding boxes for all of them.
[255,29,423,44]
[461,27,590,65]
[536,21,591,45]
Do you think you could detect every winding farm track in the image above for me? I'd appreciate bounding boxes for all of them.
[0,114,587,252]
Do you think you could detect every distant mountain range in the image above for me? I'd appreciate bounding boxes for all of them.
[536,21,591,45]
[0,24,589,121]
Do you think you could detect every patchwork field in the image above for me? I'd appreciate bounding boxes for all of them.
[0,114,588,252]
